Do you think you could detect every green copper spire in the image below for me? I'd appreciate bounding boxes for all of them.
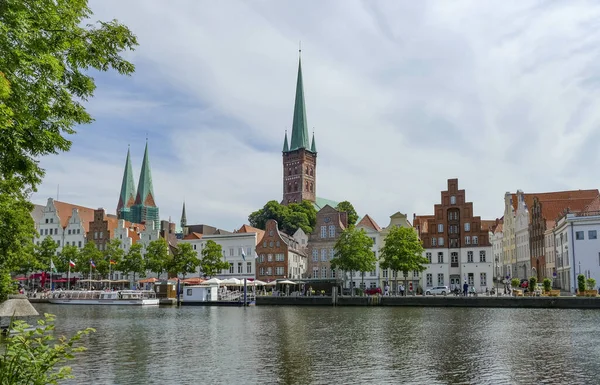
[283,130,289,152]
[310,131,317,153]
[117,147,137,216]
[289,55,310,151]
[135,140,156,207]
[180,201,187,229]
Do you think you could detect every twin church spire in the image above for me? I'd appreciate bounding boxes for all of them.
[117,141,159,228]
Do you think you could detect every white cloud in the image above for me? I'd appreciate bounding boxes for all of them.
[31,0,600,229]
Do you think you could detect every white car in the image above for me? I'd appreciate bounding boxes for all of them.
[425,286,449,295]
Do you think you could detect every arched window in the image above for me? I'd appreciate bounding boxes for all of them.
[305,182,309,191]
[294,167,297,174]
[310,167,313,176]
[288,168,292,176]
[310,182,313,192]
[294,182,298,192]
[287,183,292,193]
[306,166,309,174]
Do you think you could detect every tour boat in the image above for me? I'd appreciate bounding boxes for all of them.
[48,290,159,306]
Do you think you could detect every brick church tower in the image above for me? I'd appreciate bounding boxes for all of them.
[282,52,317,205]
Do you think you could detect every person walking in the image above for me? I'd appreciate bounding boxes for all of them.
[400,284,405,297]
[384,284,390,296]
[463,281,469,297]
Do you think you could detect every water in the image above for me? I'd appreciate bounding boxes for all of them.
[31,304,600,384]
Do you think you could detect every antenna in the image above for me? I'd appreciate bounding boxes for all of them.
[299,40,302,55]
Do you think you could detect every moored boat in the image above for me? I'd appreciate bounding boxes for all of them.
[48,290,159,306]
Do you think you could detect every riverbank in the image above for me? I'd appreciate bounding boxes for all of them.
[256,295,600,309]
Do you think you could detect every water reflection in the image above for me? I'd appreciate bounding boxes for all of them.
[32,304,600,385]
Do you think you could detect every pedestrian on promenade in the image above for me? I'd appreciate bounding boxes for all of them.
[384,284,390,296]
[463,281,468,297]
[400,284,405,297]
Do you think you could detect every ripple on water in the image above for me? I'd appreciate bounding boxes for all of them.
[30,304,600,385]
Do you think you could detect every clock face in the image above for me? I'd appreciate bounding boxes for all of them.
[324,217,330,223]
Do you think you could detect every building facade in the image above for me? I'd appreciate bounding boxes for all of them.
[414,179,494,293]
[306,205,348,282]
[514,192,531,280]
[255,219,307,281]
[490,218,504,282]
[378,212,416,291]
[353,214,382,290]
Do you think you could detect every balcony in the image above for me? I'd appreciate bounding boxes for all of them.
[451,261,459,268]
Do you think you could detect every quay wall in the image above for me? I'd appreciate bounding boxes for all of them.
[256,296,600,309]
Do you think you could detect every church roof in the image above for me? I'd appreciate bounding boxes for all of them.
[117,147,137,213]
[283,131,289,152]
[310,132,317,153]
[135,141,156,207]
[314,197,339,211]
[288,56,311,152]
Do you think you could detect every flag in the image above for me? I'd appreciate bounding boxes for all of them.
[69,260,76,267]
[90,260,96,268]
[241,249,246,261]
[254,251,259,260]
[50,259,57,273]
[110,260,116,265]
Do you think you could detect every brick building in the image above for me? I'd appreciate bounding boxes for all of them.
[255,219,307,281]
[306,205,348,280]
[414,179,495,293]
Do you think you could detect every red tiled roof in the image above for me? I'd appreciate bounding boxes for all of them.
[511,190,599,213]
[357,214,381,231]
[183,232,203,240]
[583,195,600,212]
[413,215,434,234]
[52,200,97,233]
[235,224,265,240]
[481,220,496,232]
[540,198,595,225]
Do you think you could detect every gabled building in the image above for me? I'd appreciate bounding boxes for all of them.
[378,212,417,291]
[86,208,121,251]
[255,219,307,281]
[306,205,348,282]
[414,179,494,293]
[354,214,382,290]
[489,218,504,282]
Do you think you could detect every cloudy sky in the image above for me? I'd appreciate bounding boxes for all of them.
[31,0,600,230]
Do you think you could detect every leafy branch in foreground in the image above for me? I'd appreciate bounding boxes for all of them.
[0,313,95,385]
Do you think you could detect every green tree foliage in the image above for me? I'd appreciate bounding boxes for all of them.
[77,241,101,277]
[169,242,200,278]
[587,278,597,291]
[248,200,316,235]
[528,276,537,293]
[578,274,586,293]
[336,201,358,228]
[145,238,170,279]
[0,313,94,385]
[97,239,123,278]
[34,236,58,270]
[542,277,552,292]
[331,227,376,290]
[58,244,80,273]
[0,0,138,188]
[379,226,428,287]
[199,240,229,278]
[511,278,520,289]
[120,243,145,284]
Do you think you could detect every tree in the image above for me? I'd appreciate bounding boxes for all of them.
[100,239,124,279]
[169,243,200,279]
[34,236,58,271]
[58,244,80,273]
[120,243,145,286]
[0,314,94,384]
[331,227,376,295]
[379,226,427,292]
[199,240,229,278]
[336,201,358,228]
[248,200,316,235]
[78,241,102,278]
[145,238,170,280]
[0,0,138,189]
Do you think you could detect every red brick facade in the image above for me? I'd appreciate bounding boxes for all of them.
[282,148,316,204]
[306,205,348,279]
[255,219,307,280]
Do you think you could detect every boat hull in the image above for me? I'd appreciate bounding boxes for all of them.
[48,298,159,306]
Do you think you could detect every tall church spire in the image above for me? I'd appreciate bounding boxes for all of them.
[311,131,317,153]
[289,53,310,151]
[283,130,289,152]
[135,140,156,207]
[180,201,187,229]
[117,146,137,218]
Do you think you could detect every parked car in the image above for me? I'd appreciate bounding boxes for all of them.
[425,286,449,295]
[364,287,382,295]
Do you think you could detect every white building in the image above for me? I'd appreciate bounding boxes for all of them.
[515,192,531,280]
[544,226,556,285]
[490,219,504,281]
[554,202,600,293]
[353,214,382,290]
[502,193,516,279]
[138,220,160,255]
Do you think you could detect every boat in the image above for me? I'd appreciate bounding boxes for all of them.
[48,290,159,306]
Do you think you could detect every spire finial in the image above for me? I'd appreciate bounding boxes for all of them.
[299,40,301,56]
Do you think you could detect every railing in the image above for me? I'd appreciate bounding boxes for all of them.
[451,262,459,267]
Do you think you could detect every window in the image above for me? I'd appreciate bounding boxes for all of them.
[413,271,419,278]
[464,223,470,232]
[329,225,336,238]
[229,263,234,274]
[49,228,53,235]
[468,251,473,263]
[247,262,251,273]
[77,229,80,234]
[480,272,487,286]
[437,252,444,264]
[321,249,327,261]
[247,247,252,257]
[259,255,265,263]
[268,254,273,262]
[229,248,234,256]
[465,236,471,245]
[50,218,53,223]
[472,236,478,245]
[57,240,60,246]
[468,273,474,286]
[426,274,433,287]
[437,273,444,286]
[383,269,388,278]
[321,226,327,238]
[451,252,458,266]
[45,219,49,224]
[438,224,444,233]
[438,237,444,246]
[237,263,242,274]
[312,249,318,262]
[589,230,597,240]
[426,252,432,263]
[321,267,327,278]
[262,242,266,247]
[312,268,319,278]
[479,250,486,262]
[99,232,103,238]
[276,254,284,262]
[331,269,336,278]
[450,196,456,205]
[276,267,284,275]
[269,241,274,247]
[276,241,280,247]
[78,241,82,247]
[432,238,437,246]
[329,249,335,260]
[267,267,272,276]
[576,231,584,240]
[94,231,97,239]
[68,229,71,235]
[370,270,376,277]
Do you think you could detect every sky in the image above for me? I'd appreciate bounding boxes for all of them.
[31,0,600,231]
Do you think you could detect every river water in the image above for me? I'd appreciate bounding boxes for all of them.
[32,304,600,384]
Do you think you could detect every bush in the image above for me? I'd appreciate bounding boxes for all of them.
[511,278,520,288]
[543,278,552,292]
[586,278,597,291]
[528,276,537,293]
[0,313,94,384]
[577,274,586,293]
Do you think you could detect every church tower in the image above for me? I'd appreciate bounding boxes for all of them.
[130,140,160,228]
[117,146,137,222]
[282,52,317,204]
